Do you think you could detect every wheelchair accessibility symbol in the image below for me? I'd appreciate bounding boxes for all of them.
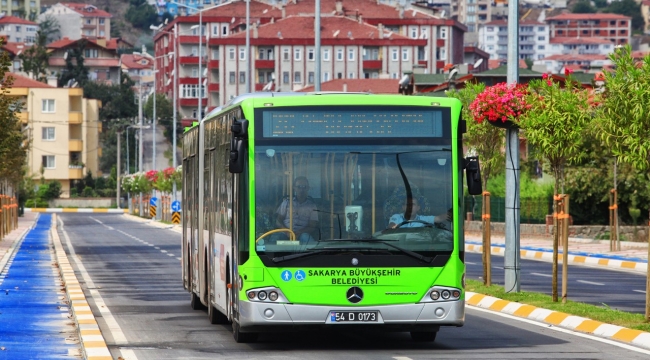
[294,270,306,282]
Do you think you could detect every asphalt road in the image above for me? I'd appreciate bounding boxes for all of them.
[465,252,647,313]
[56,213,650,359]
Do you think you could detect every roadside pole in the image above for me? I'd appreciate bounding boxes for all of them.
[117,128,122,209]
[561,194,569,303]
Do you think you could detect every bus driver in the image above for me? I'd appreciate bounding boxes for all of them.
[388,197,449,228]
[273,176,319,243]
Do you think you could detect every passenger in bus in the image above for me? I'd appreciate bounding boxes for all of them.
[272,176,319,243]
[388,197,449,228]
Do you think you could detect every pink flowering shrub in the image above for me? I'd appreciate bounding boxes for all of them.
[469,82,531,125]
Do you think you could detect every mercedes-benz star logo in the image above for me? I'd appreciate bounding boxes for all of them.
[351,258,359,266]
[346,286,363,304]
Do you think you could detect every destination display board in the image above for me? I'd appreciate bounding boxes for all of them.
[262,108,444,138]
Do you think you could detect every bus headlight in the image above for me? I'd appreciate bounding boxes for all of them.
[245,287,289,303]
[420,286,462,303]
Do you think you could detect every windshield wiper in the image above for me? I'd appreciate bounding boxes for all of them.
[272,250,326,263]
[319,239,433,263]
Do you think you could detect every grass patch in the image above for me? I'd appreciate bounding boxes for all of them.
[466,279,650,332]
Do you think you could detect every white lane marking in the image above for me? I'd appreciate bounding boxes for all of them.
[90,217,114,231]
[465,261,477,265]
[167,254,175,257]
[176,258,182,261]
[577,280,604,286]
[468,306,650,355]
[160,250,167,253]
[59,217,139,360]
[393,357,413,360]
[154,246,160,250]
[493,266,504,270]
[531,272,552,277]
[633,290,646,294]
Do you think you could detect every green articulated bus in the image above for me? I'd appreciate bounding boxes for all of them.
[181,92,482,343]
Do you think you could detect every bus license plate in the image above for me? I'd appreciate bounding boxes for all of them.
[330,311,378,323]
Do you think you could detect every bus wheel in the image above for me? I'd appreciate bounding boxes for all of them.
[410,331,437,342]
[190,292,204,310]
[208,294,228,324]
[232,320,258,343]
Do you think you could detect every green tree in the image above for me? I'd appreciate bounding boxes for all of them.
[446,83,505,191]
[0,38,26,190]
[144,93,178,146]
[572,0,597,13]
[126,0,158,30]
[520,73,592,302]
[605,0,644,31]
[58,39,90,87]
[19,16,60,82]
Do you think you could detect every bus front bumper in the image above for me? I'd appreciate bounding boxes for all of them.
[237,300,464,331]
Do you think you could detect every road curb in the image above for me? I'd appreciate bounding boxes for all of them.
[26,208,128,213]
[466,291,650,350]
[465,243,648,273]
[51,214,112,360]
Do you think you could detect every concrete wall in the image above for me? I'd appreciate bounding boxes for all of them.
[50,198,115,208]
[465,220,649,243]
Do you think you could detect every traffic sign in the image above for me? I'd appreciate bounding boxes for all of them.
[171,200,181,212]
[171,212,181,224]
[150,197,158,206]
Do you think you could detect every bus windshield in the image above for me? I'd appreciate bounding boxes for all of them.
[254,145,455,266]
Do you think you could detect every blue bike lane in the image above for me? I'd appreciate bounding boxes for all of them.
[0,213,80,359]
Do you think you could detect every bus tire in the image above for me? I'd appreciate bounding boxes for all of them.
[232,320,258,343]
[410,331,437,342]
[208,302,228,324]
[190,292,204,310]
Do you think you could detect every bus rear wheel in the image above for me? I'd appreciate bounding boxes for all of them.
[410,331,437,342]
[208,296,228,324]
[232,320,258,343]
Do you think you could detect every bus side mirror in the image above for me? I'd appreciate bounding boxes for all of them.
[464,156,482,196]
[229,119,248,174]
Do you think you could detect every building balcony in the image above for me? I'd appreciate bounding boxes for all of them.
[69,139,83,152]
[68,167,83,180]
[179,56,207,65]
[519,40,535,45]
[208,60,219,68]
[255,83,265,91]
[418,60,428,67]
[179,98,208,107]
[437,39,445,47]
[208,83,220,92]
[362,60,382,69]
[255,59,275,68]
[69,112,83,124]
[436,60,445,69]
[497,40,508,46]
[82,23,96,29]
[69,88,83,96]
[18,111,28,124]
[178,35,201,44]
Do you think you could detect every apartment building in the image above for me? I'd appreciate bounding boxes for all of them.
[533,54,612,74]
[47,37,130,84]
[154,0,465,122]
[450,0,507,43]
[545,13,631,45]
[0,0,40,19]
[9,73,101,197]
[548,37,614,57]
[478,19,551,61]
[38,3,112,41]
[0,15,38,44]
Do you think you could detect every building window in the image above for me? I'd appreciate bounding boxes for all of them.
[239,48,246,60]
[99,18,105,25]
[440,48,447,61]
[308,71,314,84]
[348,48,355,61]
[229,48,235,60]
[212,25,219,36]
[348,72,355,79]
[191,67,198,78]
[283,71,289,84]
[410,26,417,38]
[294,48,301,61]
[239,71,245,83]
[391,48,398,61]
[212,49,219,59]
[538,45,545,50]
[538,36,545,41]
[487,36,494,41]
[421,28,428,39]
[42,99,55,113]
[42,155,55,169]
[538,26,545,31]
[440,28,447,39]
[337,72,342,79]
[15,25,20,32]
[336,48,343,61]
[222,25,228,36]
[294,71,301,83]
[487,26,494,32]
[401,48,409,61]
[557,30,563,35]
[85,19,92,25]
[323,48,330,61]
[323,72,330,82]
[84,49,98,58]
[308,48,314,61]
[229,71,235,84]
[42,127,55,140]
[283,48,290,61]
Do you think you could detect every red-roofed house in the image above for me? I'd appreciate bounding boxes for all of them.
[298,78,400,94]
[47,37,123,84]
[154,0,467,121]
[545,13,631,45]
[1,39,31,74]
[120,53,154,84]
[0,15,38,45]
[39,3,112,41]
